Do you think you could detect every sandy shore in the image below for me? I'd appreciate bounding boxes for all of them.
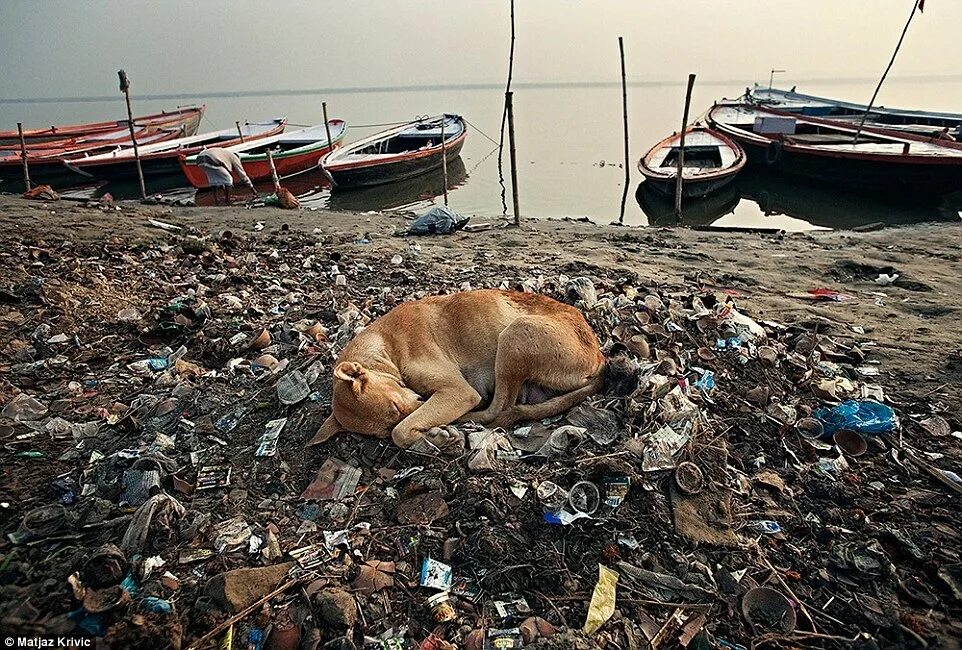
[3,194,960,420]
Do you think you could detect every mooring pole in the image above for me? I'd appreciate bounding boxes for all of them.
[506,91,521,226]
[235,121,245,143]
[266,148,280,192]
[118,70,146,200]
[440,116,449,206]
[674,73,696,220]
[498,0,517,215]
[322,102,335,159]
[618,36,630,223]
[17,123,31,191]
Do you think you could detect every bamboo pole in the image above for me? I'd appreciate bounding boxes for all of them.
[618,36,630,223]
[17,123,31,191]
[674,73,696,220]
[266,148,280,192]
[498,0,517,215]
[854,0,921,144]
[440,115,449,206]
[322,102,334,157]
[506,91,521,226]
[118,70,146,200]
[235,121,245,143]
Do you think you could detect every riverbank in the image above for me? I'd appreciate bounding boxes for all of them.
[3,195,961,416]
[2,194,962,647]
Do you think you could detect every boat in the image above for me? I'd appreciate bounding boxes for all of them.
[61,119,287,183]
[0,126,200,188]
[179,120,347,189]
[0,105,206,147]
[320,114,466,189]
[707,103,962,194]
[638,126,746,198]
[747,86,962,139]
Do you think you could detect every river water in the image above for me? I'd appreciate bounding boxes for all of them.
[3,78,961,230]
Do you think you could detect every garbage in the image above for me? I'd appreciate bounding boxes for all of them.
[583,564,618,635]
[406,206,470,236]
[1,207,955,648]
[741,587,796,634]
[815,399,898,436]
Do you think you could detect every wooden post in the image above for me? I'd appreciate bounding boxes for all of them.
[506,91,521,226]
[266,149,280,192]
[235,121,245,143]
[440,115,449,206]
[322,102,335,156]
[498,0,517,215]
[118,70,146,200]
[618,36,630,223]
[17,123,31,191]
[674,73,696,220]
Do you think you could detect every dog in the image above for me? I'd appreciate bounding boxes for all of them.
[307,289,630,449]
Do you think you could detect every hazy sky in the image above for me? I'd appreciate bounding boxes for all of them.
[1,0,958,99]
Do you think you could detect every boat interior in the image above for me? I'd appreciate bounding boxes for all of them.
[660,145,723,169]
[354,118,463,157]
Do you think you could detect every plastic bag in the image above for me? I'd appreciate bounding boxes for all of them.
[406,206,469,236]
[814,400,897,437]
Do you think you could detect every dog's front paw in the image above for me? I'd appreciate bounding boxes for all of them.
[425,426,466,457]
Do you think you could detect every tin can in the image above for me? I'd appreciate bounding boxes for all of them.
[427,591,456,623]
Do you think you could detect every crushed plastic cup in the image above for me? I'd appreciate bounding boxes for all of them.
[536,481,568,513]
[276,370,310,405]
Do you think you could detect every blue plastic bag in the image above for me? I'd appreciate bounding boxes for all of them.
[814,400,897,437]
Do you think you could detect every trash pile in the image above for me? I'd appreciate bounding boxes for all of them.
[2,223,961,649]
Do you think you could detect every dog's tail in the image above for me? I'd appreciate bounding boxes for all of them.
[602,354,639,397]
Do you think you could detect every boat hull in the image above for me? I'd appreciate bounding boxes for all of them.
[327,136,466,190]
[180,142,341,188]
[641,172,739,199]
[736,138,962,194]
[0,106,205,147]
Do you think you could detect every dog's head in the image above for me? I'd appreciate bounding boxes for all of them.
[307,361,423,445]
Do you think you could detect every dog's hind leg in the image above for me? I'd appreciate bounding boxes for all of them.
[490,375,603,429]
[464,315,603,426]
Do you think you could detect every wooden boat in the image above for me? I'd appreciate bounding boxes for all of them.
[61,119,286,183]
[327,155,468,212]
[0,105,206,147]
[638,126,746,198]
[748,86,961,139]
[179,120,346,188]
[321,114,466,189]
[0,127,196,188]
[708,103,962,194]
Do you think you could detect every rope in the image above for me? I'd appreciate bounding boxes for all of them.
[463,118,500,146]
[201,114,221,131]
[287,120,408,129]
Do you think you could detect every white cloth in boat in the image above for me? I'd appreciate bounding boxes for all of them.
[196,148,253,188]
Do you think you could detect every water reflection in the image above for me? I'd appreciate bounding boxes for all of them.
[635,181,740,227]
[637,166,962,230]
[324,156,467,212]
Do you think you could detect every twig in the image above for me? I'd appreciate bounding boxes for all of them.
[187,577,301,650]
[758,552,818,634]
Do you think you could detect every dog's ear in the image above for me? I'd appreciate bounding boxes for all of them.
[306,413,344,446]
[334,361,368,396]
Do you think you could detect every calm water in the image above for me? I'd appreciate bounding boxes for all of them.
[3,78,962,230]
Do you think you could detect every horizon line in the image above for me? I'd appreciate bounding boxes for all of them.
[2,73,962,105]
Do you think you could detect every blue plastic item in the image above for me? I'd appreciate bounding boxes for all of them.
[139,596,173,614]
[814,400,897,437]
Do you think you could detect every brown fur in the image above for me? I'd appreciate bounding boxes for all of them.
[307,289,605,449]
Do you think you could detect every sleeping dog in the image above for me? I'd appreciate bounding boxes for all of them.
[308,289,629,449]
